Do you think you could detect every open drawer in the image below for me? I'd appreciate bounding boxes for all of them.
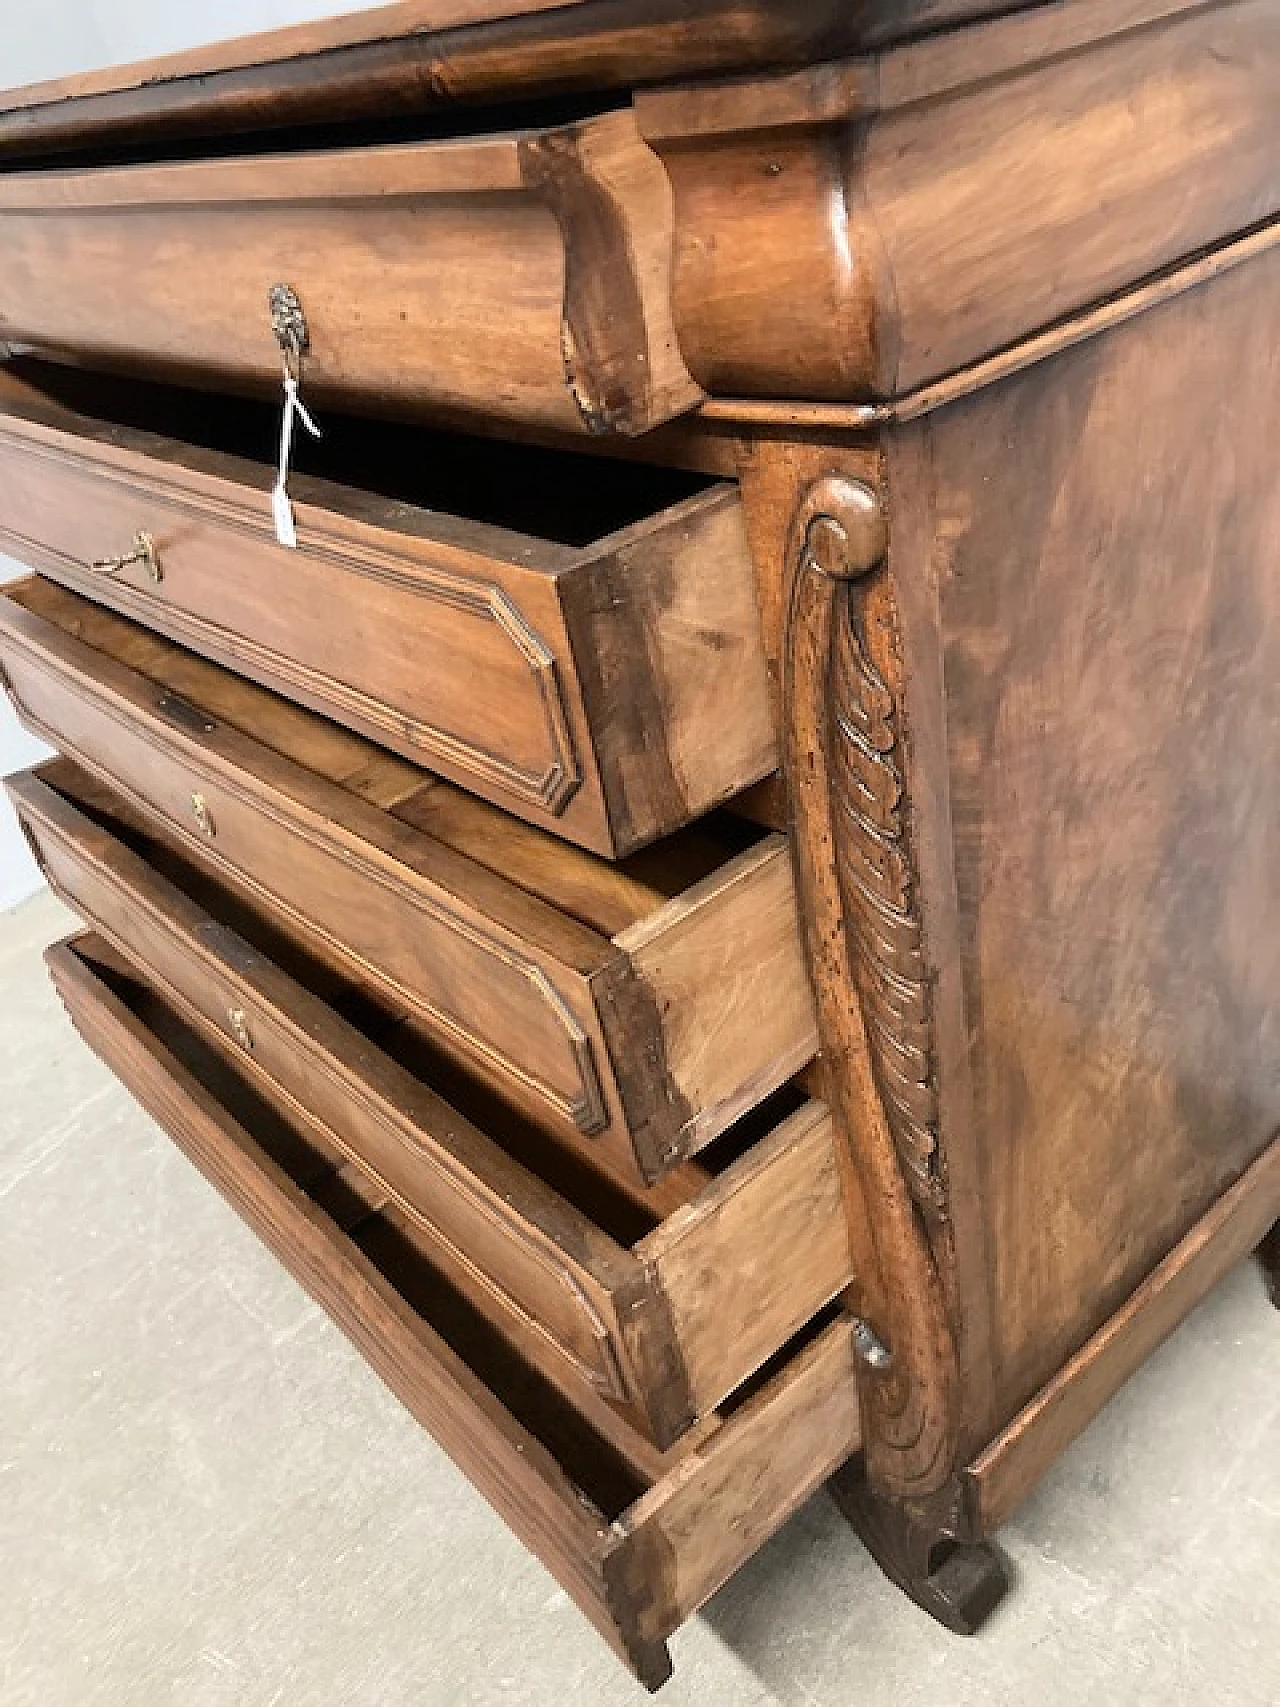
[0,579,818,1186]
[14,757,851,1449]
[0,360,772,856]
[0,110,701,438]
[47,931,862,1689]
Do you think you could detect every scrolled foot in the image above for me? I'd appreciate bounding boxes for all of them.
[829,1463,1009,1636]
[1258,1223,1280,1310]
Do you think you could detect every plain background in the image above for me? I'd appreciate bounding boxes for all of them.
[0,0,390,909]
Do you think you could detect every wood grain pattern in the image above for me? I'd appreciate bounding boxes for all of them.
[614,838,818,1153]
[0,111,701,438]
[46,930,862,1690]
[0,579,815,1185]
[775,468,958,1504]
[641,0,1280,401]
[0,1,1037,158]
[605,1314,861,1647]
[12,0,1280,1657]
[917,238,1280,1431]
[733,432,966,1516]
[0,362,773,855]
[15,762,847,1448]
[967,1129,1280,1532]
[700,217,1280,434]
[636,1102,849,1417]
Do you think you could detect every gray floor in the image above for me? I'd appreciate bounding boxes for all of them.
[3,887,1278,1707]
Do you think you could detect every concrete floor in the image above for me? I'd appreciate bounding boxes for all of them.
[3,886,1278,1707]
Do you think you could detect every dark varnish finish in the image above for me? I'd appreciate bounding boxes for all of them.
[0,1,1043,161]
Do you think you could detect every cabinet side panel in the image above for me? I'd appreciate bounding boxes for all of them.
[931,246,1280,1427]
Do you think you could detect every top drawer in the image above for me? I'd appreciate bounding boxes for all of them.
[0,110,701,438]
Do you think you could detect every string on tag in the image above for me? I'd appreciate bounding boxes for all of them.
[272,371,322,550]
[267,283,321,550]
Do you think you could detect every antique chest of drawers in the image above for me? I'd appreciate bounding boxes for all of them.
[1,0,1278,1687]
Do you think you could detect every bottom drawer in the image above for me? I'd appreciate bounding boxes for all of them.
[48,932,862,1689]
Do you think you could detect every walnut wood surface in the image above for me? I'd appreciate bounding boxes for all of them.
[0,111,700,438]
[10,0,1280,1658]
[47,930,862,1689]
[967,1129,1280,1533]
[0,578,816,1187]
[731,219,1280,1584]
[14,757,847,1449]
[641,0,1278,402]
[0,362,773,855]
[736,442,962,1508]
[0,2,1041,159]
[897,239,1280,1436]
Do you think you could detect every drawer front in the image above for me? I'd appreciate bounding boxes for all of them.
[0,379,774,856]
[0,583,818,1185]
[0,595,628,1154]
[0,113,701,438]
[14,763,852,1449]
[47,930,862,1689]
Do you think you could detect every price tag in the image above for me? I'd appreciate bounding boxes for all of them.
[272,482,299,551]
[272,370,321,550]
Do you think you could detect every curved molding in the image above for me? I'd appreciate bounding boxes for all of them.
[781,472,957,1499]
[0,636,611,1139]
[0,431,584,818]
[642,2,1280,401]
[22,803,632,1403]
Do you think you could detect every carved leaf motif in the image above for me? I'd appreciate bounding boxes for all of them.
[829,579,946,1217]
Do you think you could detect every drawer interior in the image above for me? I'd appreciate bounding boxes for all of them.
[6,576,763,935]
[0,358,718,551]
[18,754,844,1445]
[50,929,861,1687]
[64,932,674,1502]
[0,93,623,175]
[3,578,814,1181]
[36,754,803,1235]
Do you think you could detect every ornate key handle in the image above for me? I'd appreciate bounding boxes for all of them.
[90,531,162,582]
[268,282,310,380]
[267,283,321,549]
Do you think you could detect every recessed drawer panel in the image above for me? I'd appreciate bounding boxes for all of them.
[16,761,851,1449]
[47,929,862,1689]
[0,361,773,856]
[0,579,818,1187]
[0,111,701,438]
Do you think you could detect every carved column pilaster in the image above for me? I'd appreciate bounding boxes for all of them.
[749,455,1007,1629]
[777,470,957,1499]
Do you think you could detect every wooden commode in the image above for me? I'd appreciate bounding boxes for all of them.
[1,0,1277,1686]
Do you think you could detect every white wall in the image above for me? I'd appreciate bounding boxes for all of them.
[0,0,388,909]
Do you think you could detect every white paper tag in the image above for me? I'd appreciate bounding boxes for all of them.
[272,482,299,550]
[272,371,321,550]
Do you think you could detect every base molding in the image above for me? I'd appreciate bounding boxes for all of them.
[966,1130,1280,1534]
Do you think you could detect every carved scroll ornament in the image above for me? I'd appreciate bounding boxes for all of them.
[801,479,946,1220]
[780,471,956,1500]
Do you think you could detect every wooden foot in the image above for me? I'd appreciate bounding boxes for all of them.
[1258,1224,1280,1309]
[829,1464,1009,1636]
